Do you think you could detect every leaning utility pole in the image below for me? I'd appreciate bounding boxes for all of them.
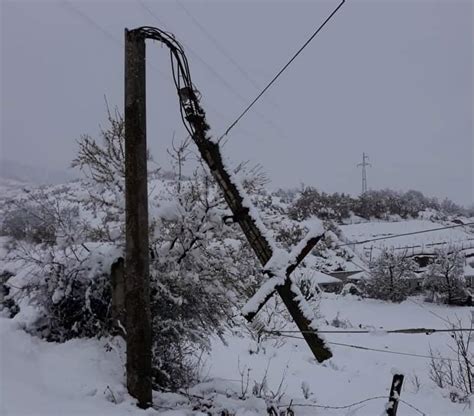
[357,152,371,194]
[124,28,152,408]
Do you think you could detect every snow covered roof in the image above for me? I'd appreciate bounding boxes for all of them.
[346,271,369,281]
[293,268,341,285]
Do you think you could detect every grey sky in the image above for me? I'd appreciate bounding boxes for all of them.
[1,0,473,205]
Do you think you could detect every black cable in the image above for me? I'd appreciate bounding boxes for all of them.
[138,0,287,140]
[220,0,346,140]
[267,327,473,335]
[135,26,203,138]
[335,222,474,248]
[176,0,264,93]
[274,333,459,362]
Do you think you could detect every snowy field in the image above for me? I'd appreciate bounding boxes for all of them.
[2,295,472,416]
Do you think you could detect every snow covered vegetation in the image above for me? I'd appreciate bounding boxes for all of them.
[1,113,473,415]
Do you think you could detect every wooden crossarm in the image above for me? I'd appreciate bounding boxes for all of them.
[242,231,324,321]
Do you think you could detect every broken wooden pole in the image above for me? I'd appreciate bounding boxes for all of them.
[124,28,152,408]
[190,135,332,362]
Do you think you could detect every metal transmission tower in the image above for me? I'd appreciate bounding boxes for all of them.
[357,152,371,194]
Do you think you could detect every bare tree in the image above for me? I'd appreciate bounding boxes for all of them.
[423,246,468,305]
[429,318,473,402]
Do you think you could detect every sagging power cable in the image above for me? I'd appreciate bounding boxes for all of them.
[272,333,459,362]
[266,327,473,335]
[134,26,207,139]
[219,0,347,141]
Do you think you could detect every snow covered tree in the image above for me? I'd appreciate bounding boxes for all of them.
[363,248,418,302]
[148,166,260,388]
[423,246,468,305]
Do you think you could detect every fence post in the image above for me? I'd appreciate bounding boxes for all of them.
[386,373,404,416]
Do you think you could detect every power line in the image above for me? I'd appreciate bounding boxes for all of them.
[278,396,388,411]
[176,0,265,93]
[407,299,452,325]
[62,1,121,46]
[64,0,242,135]
[336,222,474,248]
[266,327,473,335]
[328,341,458,361]
[389,238,474,252]
[398,399,427,416]
[61,1,171,81]
[275,333,459,362]
[277,397,426,416]
[220,0,347,140]
[137,0,286,139]
[138,0,248,103]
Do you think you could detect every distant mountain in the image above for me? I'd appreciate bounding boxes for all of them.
[0,159,77,186]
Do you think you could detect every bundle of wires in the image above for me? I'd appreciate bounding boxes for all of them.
[136,26,208,139]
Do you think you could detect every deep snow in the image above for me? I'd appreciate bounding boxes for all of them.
[1,295,472,416]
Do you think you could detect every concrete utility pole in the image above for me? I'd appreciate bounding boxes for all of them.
[124,28,152,408]
[357,152,371,194]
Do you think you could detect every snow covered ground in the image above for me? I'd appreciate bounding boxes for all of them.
[2,295,472,416]
[1,177,473,415]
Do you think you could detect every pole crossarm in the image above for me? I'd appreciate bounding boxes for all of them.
[242,225,324,321]
[130,26,332,363]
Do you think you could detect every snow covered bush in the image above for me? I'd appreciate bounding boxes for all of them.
[1,197,119,340]
[362,248,418,302]
[423,246,470,305]
[148,169,260,388]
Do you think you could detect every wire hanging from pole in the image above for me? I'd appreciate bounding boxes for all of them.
[219,0,347,141]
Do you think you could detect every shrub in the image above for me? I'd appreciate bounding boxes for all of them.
[362,248,418,302]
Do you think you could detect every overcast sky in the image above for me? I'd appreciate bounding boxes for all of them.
[1,0,473,205]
